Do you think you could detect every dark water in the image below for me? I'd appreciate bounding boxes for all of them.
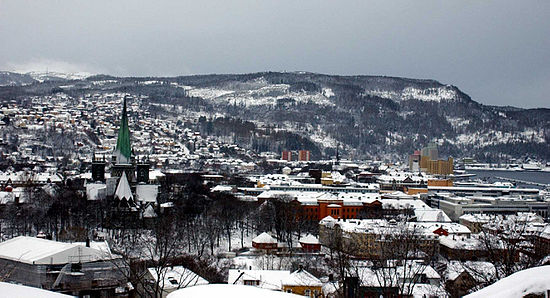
[466,169,550,189]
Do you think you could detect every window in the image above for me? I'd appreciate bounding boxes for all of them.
[244,280,259,286]
[305,289,311,296]
[286,289,292,293]
[168,277,178,285]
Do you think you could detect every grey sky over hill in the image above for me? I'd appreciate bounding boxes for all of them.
[1,0,548,108]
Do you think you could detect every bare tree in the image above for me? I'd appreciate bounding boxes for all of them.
[109,214,185,298]
[478,214,545,280]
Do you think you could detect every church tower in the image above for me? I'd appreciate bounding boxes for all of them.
[113,96,132,164]
[91,153,106,182]
[111,96,135,182]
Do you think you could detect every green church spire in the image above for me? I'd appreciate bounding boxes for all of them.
[114,97,131,163]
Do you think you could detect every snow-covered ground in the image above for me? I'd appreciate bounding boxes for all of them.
[167,284,301,298]
[465,265,550,298]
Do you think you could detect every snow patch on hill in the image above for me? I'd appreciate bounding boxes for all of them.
[452,129,545,147]
[365,86,458,102]
[176,78,334,107]
[25,71,93,82]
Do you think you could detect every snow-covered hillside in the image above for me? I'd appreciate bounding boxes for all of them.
[365,85,459,102]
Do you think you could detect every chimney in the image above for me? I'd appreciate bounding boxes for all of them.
[85,237,90,247]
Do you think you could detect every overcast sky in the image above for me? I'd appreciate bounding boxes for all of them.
[1,1,549,108]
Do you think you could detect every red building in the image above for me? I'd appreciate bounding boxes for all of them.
[258,192,383,222]
[299,234,321,252]
[298,150,311,161]
[282,150,292,161]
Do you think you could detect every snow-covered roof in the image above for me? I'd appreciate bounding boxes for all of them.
[380,198,429,210]
[283,269,322,287]
[72,240,112,255]
[142,205,157,218]
[439,235,483,250]
[458,213,494,223]
[319,216,336,224]
[227,269,289,291]
[465,265,550,298]
[0,282,72,298]
[136,184,158,203]
[168,284,300,298]
[445,260,496,282]
[0,236,116,264]
[415,222,471,235]
[414,209,451,223]
[356,262,440,287]
[115,172,133,201]
[211,185,234,193]
[299,234,320,245]
[252,232,277,244]
[148,266,209,290]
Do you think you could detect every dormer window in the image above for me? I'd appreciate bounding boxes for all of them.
[167,277,178,285]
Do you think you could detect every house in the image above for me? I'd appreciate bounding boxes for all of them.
[228,268,324,297]
[145,266,209,297]
[299,234,321,253]
[349,262,444,298]
[438,236,490,261]
[0,236,128,297]
[281,268,323,297]
[228,269,289,291]
[252,232,278,251]
[444,261,496,297]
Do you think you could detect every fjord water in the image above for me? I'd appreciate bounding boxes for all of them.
[467,170,550,189]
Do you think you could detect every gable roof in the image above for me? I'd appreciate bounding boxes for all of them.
[283,269,322,287]
[148,266,209,290]
[136,184,158,203]
[227,269,290,291]
[252,232,277,244]
[299,234,319,245]
[0,236,115,264]
[115,171,133,201]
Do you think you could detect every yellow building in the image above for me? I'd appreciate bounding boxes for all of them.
[421,156,454,175]
[281,269,324,297]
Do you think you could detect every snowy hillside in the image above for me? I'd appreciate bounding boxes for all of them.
[1,71,548,161]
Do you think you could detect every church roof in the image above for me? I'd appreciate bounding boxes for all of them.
[114,97,131,163]
[115,171,133,201]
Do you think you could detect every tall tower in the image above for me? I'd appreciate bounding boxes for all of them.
[91,153,106,182]
[113,96,132,165]
[111,97,135,182]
